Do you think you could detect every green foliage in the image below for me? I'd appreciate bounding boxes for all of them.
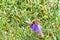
[0,0,60,40]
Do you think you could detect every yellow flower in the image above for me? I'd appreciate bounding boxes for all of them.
[17,28,21,33]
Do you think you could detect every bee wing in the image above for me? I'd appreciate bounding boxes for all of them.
[25,21,31,25]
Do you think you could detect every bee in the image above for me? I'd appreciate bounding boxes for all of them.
[26,0,30,4]
[25,19,43,35]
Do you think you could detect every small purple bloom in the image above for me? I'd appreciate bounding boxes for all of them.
[30,23,43,34]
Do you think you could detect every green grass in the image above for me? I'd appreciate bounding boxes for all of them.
[0,0,60,40]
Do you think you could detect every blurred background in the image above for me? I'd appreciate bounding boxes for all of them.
[0,0,60,40]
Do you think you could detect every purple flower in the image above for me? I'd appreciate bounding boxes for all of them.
[30,23,43,34]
